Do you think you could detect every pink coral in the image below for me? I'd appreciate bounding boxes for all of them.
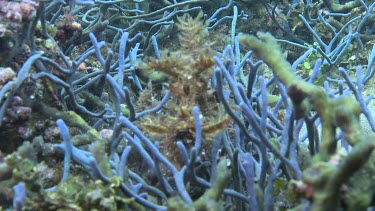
[0,0,37,22]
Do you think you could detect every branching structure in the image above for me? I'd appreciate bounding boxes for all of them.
[240,32,375,210]
[1,0,375,210]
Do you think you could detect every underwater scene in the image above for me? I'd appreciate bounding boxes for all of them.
[1,0,375,210]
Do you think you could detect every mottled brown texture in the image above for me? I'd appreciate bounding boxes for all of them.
[0,0,37,22]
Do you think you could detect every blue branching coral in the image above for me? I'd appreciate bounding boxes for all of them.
[1,0,375,210]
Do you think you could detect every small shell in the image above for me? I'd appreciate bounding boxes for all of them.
[15,106,31,120]
[99,129,114,141]
[0,67,16,85]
